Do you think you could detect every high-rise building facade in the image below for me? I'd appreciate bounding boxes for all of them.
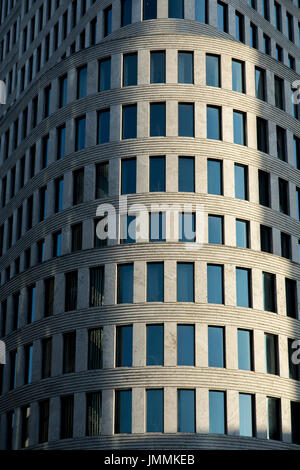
[0,0,300,450]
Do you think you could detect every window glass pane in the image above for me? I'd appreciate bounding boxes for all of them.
[177,263,194,302]
[207,106,221,140]
[232,60,244,93]
[178,103,194,137]
[207,265,223,304]
[150,103,166,137]
[121,158,136,194]
[288,339,300,380]
[260,225,272,253]
[263,272,276,312]
[178,390,195,432]
[258,170,270,207]
[291,402,300,445]
[177,325,195,365]
[178,52,193,84]
[99,58,111,91]
[217,1,228,32]
[178,157,194,192]
[149,212,165,242]
[120,215,136,244]
[207,159,222,195]
[286,278,297,318]
[123,53,137,86]
[57,125,65,159]
[89,267,104,307]
[86,392,102,436]
[122,105,137,139]
[104,6,112,36]
[116,325,132,367]
[147,262,164,302]
[147,389,164,432]
[236,268,251,308]
[76,116,86,151]
[96,162,109,199]
[143,0,157,20]
[77,66,87,99]
[238,329,252,371]
[265,333,278,375]
[117,264,133,303]
[267,397,280,440]
[206,55,220,87]
[115,390,132,434]
[150,51,165,83]
[121,0,132,26]
[233,111,245,145]
[208,326,224,367]
[169,0,184,18]
[209,391,226,434]
[147,325,164,365]
[195,0,207,23]
[149,156,165,191]
[255,68,265,101]
[88,328,103,370]
[257,117,268,153]
[236,220,249,248]
[239,394,254,437]
[208,215,223,244]
[179,212,195,242]
[98,109,110,144]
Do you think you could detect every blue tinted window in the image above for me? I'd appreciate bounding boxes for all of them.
[263,272,276,312]
[147,389,164,432]
[235,12,244,43]
[123,53,137,86]
[206,55,220,87]
[147,262,164,302]
[178,103,194,137]
[121,0,132,26]
[239,394,254,437]
[117,264,133,303]
[169,0,184,18]
[255,68,266,101]
[147,324,164,365]
[207,159,222,195]
[98,109,110,144]
[150,51,165,83]
[116,325,132,367]
[235,164,248,200]
[177,325,195,365]
[104,6,112,37]
[177,263,194,302]
[76,116,86,151]
[209,390,226,434]
[178,52,193,84]
[208,326,224,367]
[143,0,157,20]
[236,268,251,308]
[60,75,67,107]
[195,0,208,23]
[121,158,136,194]
[28,286,36,324]
[53,231,61,257]
[120,215,136,244]
[232,60,244,93]
[236,220,249,248]
[57,125,65,159]
[208,215,223,244]
[56,178,63,213]
[115,390,132,433]
[207,265,224,304]
[149,212,165,242]
[178,390,195,432]
[150,156,165,191]
[179,213,195,242]
[207,106,221,140]
[238,329,252,370]
[150,103,166,137]
[25,344,33,384]
[99,58,111,91]
[217,1,228,32]
[122,104,137,139]
[233,111,246,145]
[77,66,87,99]
[178,157,194,192]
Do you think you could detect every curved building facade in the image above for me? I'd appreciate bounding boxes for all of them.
[0,0,300,450]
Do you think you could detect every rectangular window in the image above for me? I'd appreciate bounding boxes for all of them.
[54,177,63,213]
[209,390,226,434]
[208,215,223,245]
[255,68,266,101]
[21,406,30,448]
[117,264,134,303]
[65,271,78,312]
[44,86,51,118]
[286,12,294,42]
[250,22,257,48]
[235,12,245,43]
[60,395,74,439]
[71,223,82,252]
[41,337,52,379]
[263,272,276,313]
[73,168,84,206]
[286,278,297,318]
[289,338,300,380]
[27,284,36,324]
[116,325,133,367]
[90,266,104,307]
[207,106,221,140]
[42,134,49,169]
[208,326,225,367]
[88,328,103,370]
[120,214,136,244]
[267,397,281,440]
[63,331,76,374]
[236,268,251,308]
[96,162,109,198]
[206,54,220,87]
[236,219,249,248]
[123,53,137,86]
[238,329,253,371]
[150,103,166,137]
[121,158,136,194]
[122,104,137,139]
[260,225,272,253]
[149,156,165,191]
[57,124,66,159]
[239,394,255,437]
[262,0,269,20]
[146,324,164,366]
[143,0,157,20]
[86,391,102,436]
[178,103,194,137]
[90,17,97,46]
[233,111,246,146]
[147,262,164,302]
[265,333,279,375]
[24,344,33,384]
[257,117,268,153]
[147,389,164,432]
[179,212,195,242]
[274,76,284,110]
[276,126,286,161]
[121,0,132,27]
[279,178,289,215]
[235,164,248,200]
[75,115,86,151]
[207,265,224,304]
[39,400,49,443]
[178,157,194,192]
[281,232,291,260]
[177,389,195,432]
[195,0,208,23]
[178,52,193,84]
[263,33,271,55]
[104,5,112,37]
[258,170,270,207]
[291,402,300,445]
[177,263,194,302]
[53,231,61,257]
[98,109,110,144]
[115,390,132,433]
[232,60,245,93]
[177,324,195,365]
[217,1,228,32]
[13,292,20,331]
[150,51,165,83]
[99,57,111,91]
[274,1,282,31]
[169,0,184,18]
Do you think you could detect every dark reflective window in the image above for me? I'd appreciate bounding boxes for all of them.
[208,215,223,245]
[177,263,194,302]
[178,157,194,192]
[147,324,164,365]
[60,395,74,439]
[98,109,110,144]
[75,115,86,151]
[288,339,300,381]
[238,329,253,371]
[178,389,195,432]
[232,60,245,93]
[233,111,246,145]
[256,117,268,153]
[77,66,87,99]
[121,158,136,194]
[86,391,102,436]
[255,67,266,101]
[150,51,165,83]
[236,268,251,308]
[239,394,254,437]
[207,159,222,195]
[258,170,270,207]
[236,219,249,248]
[178,52,193,84]
[235,164,248,200]
[277,126,286,161]
[206,55,220,87]
[260,225,272,253]
[169,0,184,18]
[250,22,257,48]
[274,1,282,31]
[65,273,78,313]
[143,0,157,20]
[235,12,244,43]
[99,58,111,91]
[274,76,284,110]
[123,53,137,86]
[116,325,132,367]
[177,324,195,365]
[117,264,134,303]
[207,106,221,140]
[281,232,291,259]
[88,328,103,370]
[279,178,289,215]
[291,402,300,445]
[209,390,226,434]
[24,344,33,384]
[217,1,228,32]
[95,162,109,199]
[286,278,297,318]
[208,326,224,367]
[294,137,300,170]
[178,103,194,137]
[207,265,224,304]
[150,103,166,136]
[263,272,276,312]
[122,104,137,139]
[147,262,164,302]
[57,125,65,159]
[195,0,208,23]
[59,75,67,108]
[115,390,132,434]
[121,0,132,27]
[63,331,76,374]
[104,5,112,37]
[120,215,136,244]
[147,389,164,432]
[265,333,279,375]
[89,267,104,307]
[179,212,195,242]
[267,397,281,440]
[149,212,165,242]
